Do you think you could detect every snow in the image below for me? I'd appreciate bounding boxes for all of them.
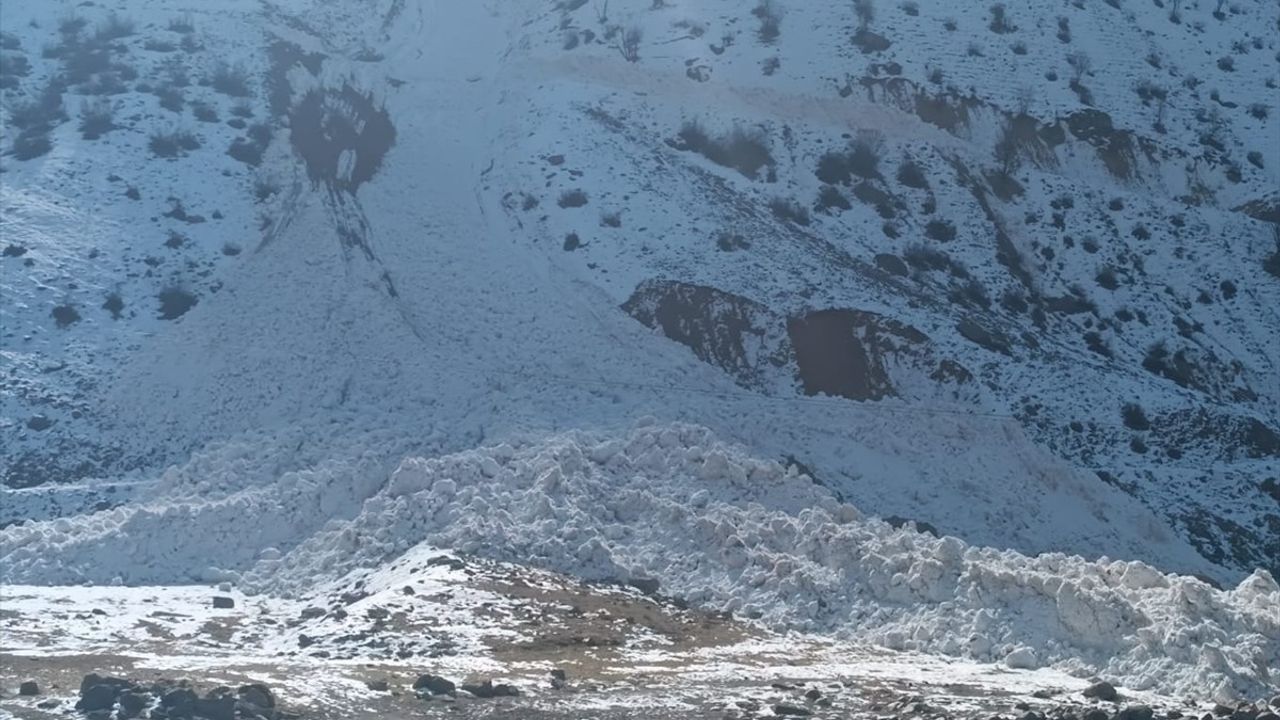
[1,0,1278,709]
[4,422,1276,700]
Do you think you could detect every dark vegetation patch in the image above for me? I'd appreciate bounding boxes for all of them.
[78,99,115,139]
[210,62,252,97]
[52,304,81,328]
[149,130,200,157]
[769,197,810,226]
[752,0,782,44]
[290,84,394,193]
[1122,403,1151,431]
[924,220,955,242]
[815,186,851,212]
[896,159,928,189]
[558,189,589,208]
[103,293,124,319]
[675,121,773,179]
[228,123,273,166]
[815,138,880,184]
[157,287,197,320]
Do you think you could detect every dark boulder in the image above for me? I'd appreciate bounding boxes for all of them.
[1084,680,1118,701]
[237,683,275,710]
[412,674,456,696]
[460,679,519,698]
[212,596,235,609]
[18,681,39,696]
[773,703,812,717]
[76,684,118,713]
[118,691,150,719]
[1115,706,1155,720]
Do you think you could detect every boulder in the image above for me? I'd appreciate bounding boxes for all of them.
[1115,706,1155,720]
[366,679,389,692]
[117,691,150,719]
[212,596,235,609]
[412,674,456,696]
[76,684,118,713]
[237,683,275,710]
[1084,681,1119,702]
[18,681,39,696]
[773,703,813,717]
[460,679,519,698]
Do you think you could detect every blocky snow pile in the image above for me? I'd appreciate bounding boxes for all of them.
[4,422,1273,700]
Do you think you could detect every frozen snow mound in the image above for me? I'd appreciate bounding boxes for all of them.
[243,422,1277,701]
[1,422,1276,700]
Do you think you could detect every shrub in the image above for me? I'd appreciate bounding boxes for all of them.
[769,197,810,226]
[168,14,196,33]
[854,0,875,29]
[192,102,218,122]
[925,220,955,242]
[677,121,773,179]
[79,99,116,139]
[157,287,197,319]
[11,130,53,160]
[155,85,184,112]
[210,63,251,97]
[618,26,642,62]
[896,159,928,189]
[149,130,200,157]
[558,189,589,208]
[600,211,622,227]
[752,0,782,43]
[816,185,850,212]
[988,3,1015,33]
[52,304,81,327]
[102,293,124,319]
[94,13,135,41]
[815,138,880,184]
[1096,267,1119,290]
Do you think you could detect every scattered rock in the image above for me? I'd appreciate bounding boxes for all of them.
[628,577,660,595]
[1084,708,1110,720]
[212,596,235,609]
[117,691,150,719]
[412,674,456,696]
[76,683,119,712]
[1084,681,1119,702]
[37,699,60,709]
[550,669,567,690]
[773,703,813,717]
[365,679,389,692]
[18,681,39,696]
[804,687,822,701]
[1271,697,1280,710]
[460,679,519,698]
[1115,705,1155,720]
[237,683,275,711]
[1216,706,1238,718]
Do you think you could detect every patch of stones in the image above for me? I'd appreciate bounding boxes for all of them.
[73,673,294,719]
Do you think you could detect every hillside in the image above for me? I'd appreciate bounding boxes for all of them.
[1,0,1277,711]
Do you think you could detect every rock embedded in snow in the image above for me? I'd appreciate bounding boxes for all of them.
[412,674,455,696]
[212,596,235,609]
[1115,706,1155,720]
[18,681,39,696]
[1083,680,1119,702]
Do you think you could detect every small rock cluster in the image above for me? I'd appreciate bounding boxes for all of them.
[75,674,292,720]
[411,673,520,700]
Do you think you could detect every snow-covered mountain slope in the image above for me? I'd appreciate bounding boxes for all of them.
[1,0,1278,702]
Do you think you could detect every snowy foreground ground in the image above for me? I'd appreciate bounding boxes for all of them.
[0,554,1238,720]
[2,424,1278,717]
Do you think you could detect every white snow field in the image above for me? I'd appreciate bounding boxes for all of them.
[2,0,1278,712]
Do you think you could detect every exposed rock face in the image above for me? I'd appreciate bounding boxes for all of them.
[789,309,971,401]
[621,279,790,390]
[623,280,972,403]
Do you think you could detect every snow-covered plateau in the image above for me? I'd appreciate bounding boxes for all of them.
[1,0,1277,715]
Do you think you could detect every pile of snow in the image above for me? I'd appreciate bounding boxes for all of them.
[4,422,1274,700]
